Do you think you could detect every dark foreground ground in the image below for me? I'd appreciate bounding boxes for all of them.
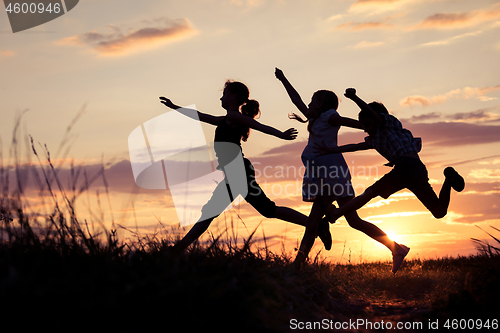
[1,218,499,333]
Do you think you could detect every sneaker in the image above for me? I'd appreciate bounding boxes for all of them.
[392,244,410,274]
[444,167,465,192]
[317,217,332,250]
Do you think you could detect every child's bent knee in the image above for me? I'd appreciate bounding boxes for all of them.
[433,212,446,219]
[431,207,447,219]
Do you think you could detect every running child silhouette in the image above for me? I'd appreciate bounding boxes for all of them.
[160,80,332,252]
[316,88,465,270]
[275,68,409,272]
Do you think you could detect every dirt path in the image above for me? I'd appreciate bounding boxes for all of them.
[338,297,432,332]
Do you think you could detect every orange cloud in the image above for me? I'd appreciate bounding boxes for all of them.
[229,0,263,7]
[468,169,500,180]
[352,41,385,48]
[421,30,483,47]
[400,86,500,107]
[0,49,14,57]
[415,4,500,29]
[446,185,500,224]
[349,0,410,14]
[418,12,471,29]
[400,95,440,107]
[351,0,404,8]
[56,18,197,56]
[336,21,393,31]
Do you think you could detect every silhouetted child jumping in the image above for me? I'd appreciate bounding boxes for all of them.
[160,80,332,253]
[276,68,409,272]
[317,88,465,272]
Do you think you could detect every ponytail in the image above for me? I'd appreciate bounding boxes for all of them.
[241,99,260,118]
[241,99,260,141]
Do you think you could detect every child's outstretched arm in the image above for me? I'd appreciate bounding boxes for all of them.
[344,88,383,124]
[275,68,312,119]
[159,97,224,126]
[328,113,363,130]
[314,141,371,155]
[226,111,298,140]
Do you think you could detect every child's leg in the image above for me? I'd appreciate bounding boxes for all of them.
[327,187,377,223]
[173,180,229,252]
[338,196,410,273]
[327,166,409,223]
[411,167,464,219]
[246,184,332,250]
[274,207,306,226]
[294,199,326,267]
[338,196,397,252]
[243,157,333,248]
[173,217,214,252]
[413,182,449,219]
[433,179,451,219]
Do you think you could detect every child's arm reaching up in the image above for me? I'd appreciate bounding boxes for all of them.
[275,68,312,119]
[344,88,383,124]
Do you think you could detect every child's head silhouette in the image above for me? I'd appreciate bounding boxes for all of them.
[224,80,249,105]
[368,101,389,115]
[311,90,339,114]
[358,102,388,120]
[223,80,260,116]
[358,102,388,135]
[290,90,338,133]
[222,80,261,141]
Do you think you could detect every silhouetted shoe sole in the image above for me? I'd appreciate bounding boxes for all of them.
[444,167,465,192]
[318,217,332,250]
[392,244,410,274]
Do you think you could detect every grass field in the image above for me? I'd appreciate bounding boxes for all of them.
[1,206,499,332]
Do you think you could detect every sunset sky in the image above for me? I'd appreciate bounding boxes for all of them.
[1,0,500,263]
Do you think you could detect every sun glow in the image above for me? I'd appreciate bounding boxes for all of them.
[386,230,402,243]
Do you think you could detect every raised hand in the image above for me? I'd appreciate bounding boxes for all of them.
[159,97,178,109]
[344,88,357,99]
[275,67,286,82]
[281,128,298,140]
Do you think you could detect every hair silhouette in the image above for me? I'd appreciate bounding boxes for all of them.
[224,80,260,141]
[289,90,339,133]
